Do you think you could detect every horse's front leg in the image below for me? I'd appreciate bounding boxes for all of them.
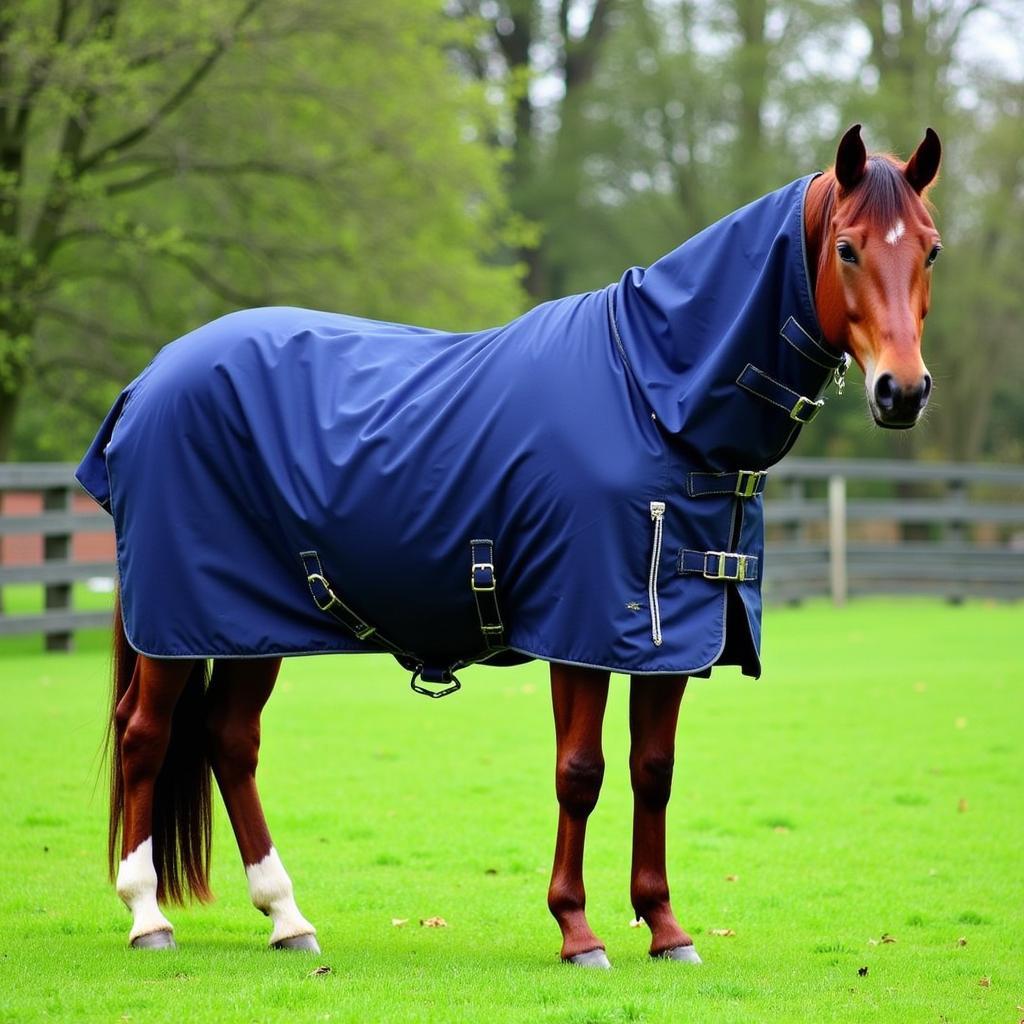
[629,674,700,962]
[205,658,318,951]
[548,663,610,968]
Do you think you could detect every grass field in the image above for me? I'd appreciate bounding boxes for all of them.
[0,599,1021,1023]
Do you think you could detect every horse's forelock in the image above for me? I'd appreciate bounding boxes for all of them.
[842,156,920,227]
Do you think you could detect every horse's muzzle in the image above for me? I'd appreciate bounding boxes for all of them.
[871,372,932,429]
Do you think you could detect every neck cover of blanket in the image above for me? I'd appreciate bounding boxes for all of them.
[77,173,846,680]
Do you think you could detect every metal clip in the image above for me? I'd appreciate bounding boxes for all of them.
[833,356,848,396]
[790,395,824,423]
[734,470,764,498]
[471,562,496,592]
[702,551,749,582]
[410,668,462,699]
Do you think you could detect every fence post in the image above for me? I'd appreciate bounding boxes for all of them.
[828,473,847,607]
[43,485,73,652]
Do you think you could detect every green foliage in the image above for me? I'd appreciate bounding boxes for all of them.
[1,0,526,459]
[1,598,1022,1020]
[3,0,1021,462]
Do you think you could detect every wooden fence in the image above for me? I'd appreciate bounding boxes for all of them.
[2,459,1022,651]
[764,458,1024,604]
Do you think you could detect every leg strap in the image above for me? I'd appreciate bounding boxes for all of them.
[470,538,506,651]
[300,544,508,698]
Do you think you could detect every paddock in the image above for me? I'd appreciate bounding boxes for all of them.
[1,598,1020,1023]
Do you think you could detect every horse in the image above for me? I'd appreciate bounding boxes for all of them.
[78,124,942,964]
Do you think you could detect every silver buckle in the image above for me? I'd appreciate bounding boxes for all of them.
[735,470,764,497]
[306,572,334,611]
[790,395,824,423]
[702,551,749,582]
[471,562,496,592]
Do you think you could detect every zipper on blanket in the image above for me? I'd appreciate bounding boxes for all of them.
[648,501,666,647]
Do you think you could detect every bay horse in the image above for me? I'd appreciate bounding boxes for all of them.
[85,124,941,964]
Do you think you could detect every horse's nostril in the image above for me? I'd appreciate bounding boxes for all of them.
[920,374,932,403]
[874,373,897,411]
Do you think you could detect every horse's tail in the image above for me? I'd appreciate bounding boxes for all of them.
[107,593,214,904]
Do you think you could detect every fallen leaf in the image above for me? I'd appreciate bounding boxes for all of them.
[880,933,896,944]
[957,798,969,813]
[978,976,991,988]
[391,918,408,927]
[773,825,790,834]
[724,874,739,882]
[420,916,448,928]
[709,928,736,937]
[858,966,868,977]
[956,937,967,947]
[629,918,644,928]
[867,938,879,946]
[307,965,332,977]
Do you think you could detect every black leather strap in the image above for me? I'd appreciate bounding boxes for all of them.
[687,469,767,498]
[677,548,759,582]
[737,364,824,424]
[470,538,506,651]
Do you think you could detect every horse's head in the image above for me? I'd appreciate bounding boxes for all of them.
[809,125,942,429]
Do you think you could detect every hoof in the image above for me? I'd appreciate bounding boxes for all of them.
[653,944,702,964]
[565,948,612,969]
[131,930,176,950]
[272,933,321,953]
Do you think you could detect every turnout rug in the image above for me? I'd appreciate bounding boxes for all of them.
[77,174,846,683]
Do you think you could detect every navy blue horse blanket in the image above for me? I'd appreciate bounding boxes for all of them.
[77,174,845,680]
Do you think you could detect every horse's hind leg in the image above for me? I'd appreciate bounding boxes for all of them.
[205,657,319,952]
[629,674,700,962]
[114,655,200,948]
[548,664,611,968]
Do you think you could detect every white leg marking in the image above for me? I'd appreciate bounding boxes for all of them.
[116,837,174,941]
[246,847,316,944]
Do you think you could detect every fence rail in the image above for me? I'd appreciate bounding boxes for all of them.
[764,458,1024,605]
[2,458,1022,651]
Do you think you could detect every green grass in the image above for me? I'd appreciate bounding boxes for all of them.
[0,599,1021,1022]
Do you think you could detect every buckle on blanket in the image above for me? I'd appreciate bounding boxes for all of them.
[790,395,824,423]
[410,666,462,699]
[735,470,764,497]
[471,561,496,592]
[703,551,752,581]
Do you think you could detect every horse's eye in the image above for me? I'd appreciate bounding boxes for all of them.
[837,241,858,264]
[926,244,942,266]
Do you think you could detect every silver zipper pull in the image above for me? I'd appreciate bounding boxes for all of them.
[648,501,666,647]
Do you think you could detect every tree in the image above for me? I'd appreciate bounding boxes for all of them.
[0,0,524,459]
[450,0,619,298]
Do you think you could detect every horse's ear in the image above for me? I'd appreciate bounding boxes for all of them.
[835,124,867,192]
[904,127,941,193]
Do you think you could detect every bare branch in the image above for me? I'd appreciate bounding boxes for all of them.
[11,0,77,141]
[171,251,267,307]
[101,156,324,196]
[75,0,266,176]
[36,302,165,351]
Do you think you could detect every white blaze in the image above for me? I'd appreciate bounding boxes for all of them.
[116,837,174,941]
[246,847,316,944]
[885,219,906,246]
